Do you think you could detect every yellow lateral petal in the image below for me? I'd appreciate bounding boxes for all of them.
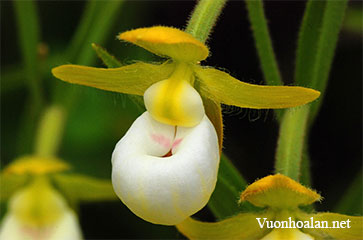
[119,26,209,62]
[261,228,314,240]
[4,156,70,175]
[297,211,363,240]
[0,173,28,201]
[240,174,321,209]
[194,66,320,109]
[52,61,175,96]
[176,212,273,240]
[52,173,117,202]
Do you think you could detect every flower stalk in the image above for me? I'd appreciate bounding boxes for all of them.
[275,105,310,181]
[35,105,66,157]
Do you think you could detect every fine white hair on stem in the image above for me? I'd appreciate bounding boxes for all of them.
[112,111,219,225]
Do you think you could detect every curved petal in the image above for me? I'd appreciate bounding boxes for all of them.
[111,112,219,225]
[52,61,175,96]
[297,211,363,240]
[52,173,117,202]
[202,97,223,153]
[119,26,209,62]
[176,212,273,240]
[194,66,320,109]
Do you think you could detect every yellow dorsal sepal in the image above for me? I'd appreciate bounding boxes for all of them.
[240,174,321,209]
[4,155,70,175]
[119,26,209,62]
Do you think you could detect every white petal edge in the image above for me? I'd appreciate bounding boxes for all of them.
[0,210,83,240]
[111,111,219,225]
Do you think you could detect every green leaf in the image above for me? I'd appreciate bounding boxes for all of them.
[13,0,40,88]
[54,0,124,111]
[343,6,363,34]
[208,154,257,220]
[1,66,25,93]
[92,43,122,68]
[334,171,362,215]
[66,0,103,62]
[92,43,145,111]
[274,105,310,181]
[245,0,286,121]
[295,0,348,123]
[278,0,348,184]
[67,0,124,65]
[52,173,117,203]
[0,173,28,201]
[13,0,43,155]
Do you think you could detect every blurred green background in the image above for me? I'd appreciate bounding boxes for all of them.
[1,1,362,239]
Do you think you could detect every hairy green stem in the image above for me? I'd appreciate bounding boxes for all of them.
[185,0,227,43]
[245,0,282,86]
[275,105,310,181]
[275,0,348,182]
[245,0,284,121]
[308,0,348,122]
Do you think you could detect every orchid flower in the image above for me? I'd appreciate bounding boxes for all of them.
[0,154,117,239]
[52,26,320,225]
[176,174,363,240]
[0,157,82,240]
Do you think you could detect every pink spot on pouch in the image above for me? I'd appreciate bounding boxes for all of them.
[151,134,171,149]
[172,138,182,149]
